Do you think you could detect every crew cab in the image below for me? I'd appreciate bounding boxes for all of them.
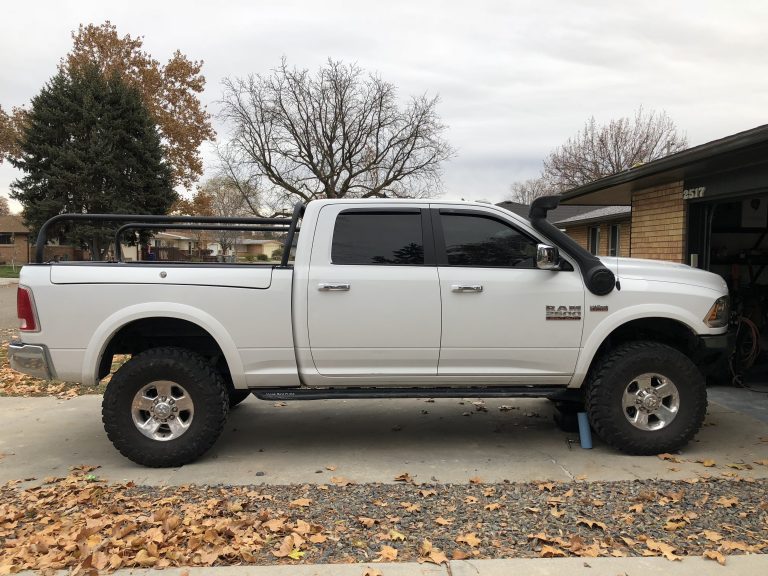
[9,197,731,467]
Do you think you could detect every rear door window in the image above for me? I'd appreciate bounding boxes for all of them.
[331,212,424,265]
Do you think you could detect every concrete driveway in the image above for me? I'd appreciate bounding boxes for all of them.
[2,394,767,486]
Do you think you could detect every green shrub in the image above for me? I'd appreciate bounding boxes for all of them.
[256,254,269,261]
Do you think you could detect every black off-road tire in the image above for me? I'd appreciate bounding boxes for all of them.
[586,341,707,455]
[102,347,229,467]
[228,389,251,408]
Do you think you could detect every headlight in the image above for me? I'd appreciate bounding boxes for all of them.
[704,296,730,328]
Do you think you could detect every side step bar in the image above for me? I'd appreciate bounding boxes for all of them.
[253,387,581,402]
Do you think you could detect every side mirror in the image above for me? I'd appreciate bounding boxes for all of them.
[536,244,560,270]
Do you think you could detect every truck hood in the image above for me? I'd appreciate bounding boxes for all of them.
[598,257,728,294]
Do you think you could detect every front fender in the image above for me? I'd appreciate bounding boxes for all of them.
[82,302,245,387]
[568,303,704,388]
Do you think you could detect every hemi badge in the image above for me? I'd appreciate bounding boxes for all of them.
[590,305,609,312]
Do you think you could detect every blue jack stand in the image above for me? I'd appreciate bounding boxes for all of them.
[577,412,592,449]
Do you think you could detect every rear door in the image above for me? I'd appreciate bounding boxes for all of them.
[434,207,585,383]
[306,204,441,377]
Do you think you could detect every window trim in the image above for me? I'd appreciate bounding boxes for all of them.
[432,208,552,270]
[330,208,435,266]
[608,224,620,257]
[588,226,600,256]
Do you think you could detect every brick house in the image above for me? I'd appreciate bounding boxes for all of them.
[0,215,31,265]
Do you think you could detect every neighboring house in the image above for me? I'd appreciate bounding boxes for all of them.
[0,215,30,265]
[208,238,283,260]
[553,206,632,257]
[142,231,202,261]
[496,201,629,257]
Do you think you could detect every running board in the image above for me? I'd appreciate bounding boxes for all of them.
[253,387,581,402]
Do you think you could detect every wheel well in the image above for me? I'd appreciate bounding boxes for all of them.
[594,318,697,364]
[99,317,231,384]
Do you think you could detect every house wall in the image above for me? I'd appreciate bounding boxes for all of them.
[0,234,30,264]
[630,181,686,263]
[563,220,630,258]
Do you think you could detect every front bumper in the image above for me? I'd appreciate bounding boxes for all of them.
[7,341,55,380]
[694,331,734,376]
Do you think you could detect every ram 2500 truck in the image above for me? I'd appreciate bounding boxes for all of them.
[8,196,730,467]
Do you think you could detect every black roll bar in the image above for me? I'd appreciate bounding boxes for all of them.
[34,202,305,264]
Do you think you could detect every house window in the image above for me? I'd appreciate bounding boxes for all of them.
[0,233,13,245]
[588,226,600,255]
[609,224,620,257]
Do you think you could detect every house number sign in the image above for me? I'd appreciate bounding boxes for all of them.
[682,187,706,200]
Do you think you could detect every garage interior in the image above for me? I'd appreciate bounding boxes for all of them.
[562,124,768,387]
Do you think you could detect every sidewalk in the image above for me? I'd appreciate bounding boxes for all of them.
[16,556,768,575]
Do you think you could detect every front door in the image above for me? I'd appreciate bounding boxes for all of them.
[434,208,585,382]
[307,205,441,378]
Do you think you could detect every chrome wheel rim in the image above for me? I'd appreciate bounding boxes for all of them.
[621,373,680,431]
[131,380,194,441]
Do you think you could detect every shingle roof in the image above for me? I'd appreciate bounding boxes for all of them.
[0,215,29,234]
[496,201,604,223]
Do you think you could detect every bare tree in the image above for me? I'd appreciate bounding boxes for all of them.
[218,58,454,209]
[0,196,10,215]
[199,177,260,259]
[543,107,687,190]
[508,107,687,203]
[508,177,555,204]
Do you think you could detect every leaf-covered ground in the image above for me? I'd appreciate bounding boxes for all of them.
[1,467,767,574]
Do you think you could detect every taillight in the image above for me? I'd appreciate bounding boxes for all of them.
[17,286,39,332]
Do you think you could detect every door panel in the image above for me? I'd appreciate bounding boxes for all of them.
[435,209,585,379]
[307,205,441,377]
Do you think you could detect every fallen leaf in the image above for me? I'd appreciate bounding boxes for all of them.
[657,453,681,462]
[550,506,566,518]
[715,496,739,508]
[419,489,436,497]
[309,534,327,544]
[646,539,681,561]
[389,529,406,541]
[697,459,717,467]
[703,550,726,566]
[464,496,478,504]
[289,498,312,508]
[394,472,413,483]
[452,549,471,560]
[400,502,420,513]
[540,545,566,558]
[375,545,398,562]
[754,459,768,466]
[330,476,353,486]
[358,517,377,528]
[485,502,502,511]
[469,476,483,484]
[525,507,541,514]
[577,518,607,531]
[537,482,555,491]
[702,530,723,542]
[325,464,337,471]
[419,539,448,565]
[363,568,383,576]
[629,504,644,513]
[456,532,481,547]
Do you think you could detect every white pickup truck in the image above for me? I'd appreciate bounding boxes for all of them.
[9,196,731,467]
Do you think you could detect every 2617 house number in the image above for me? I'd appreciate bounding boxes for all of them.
[682,187,705,200]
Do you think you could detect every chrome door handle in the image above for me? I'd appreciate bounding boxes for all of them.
[451,284,483,293]
[318,283,350,291]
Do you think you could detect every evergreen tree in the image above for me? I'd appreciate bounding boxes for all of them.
[10,65,176,258]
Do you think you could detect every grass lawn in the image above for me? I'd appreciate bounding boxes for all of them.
[0,265,21,278]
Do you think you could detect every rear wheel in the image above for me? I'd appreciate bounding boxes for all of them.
[586,341,706,455]
[102,347,229,467]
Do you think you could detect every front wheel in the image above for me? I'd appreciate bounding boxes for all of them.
[102,347,229,467]
[586,341,707,455]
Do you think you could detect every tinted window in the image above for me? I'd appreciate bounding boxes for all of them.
[332,212,424,265]
[441,214,537,268]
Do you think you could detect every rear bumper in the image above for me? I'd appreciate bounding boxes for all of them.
[7,341,55,380]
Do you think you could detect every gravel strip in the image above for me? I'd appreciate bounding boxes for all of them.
[1,471,766,571]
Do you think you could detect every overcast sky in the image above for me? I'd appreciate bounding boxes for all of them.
[2,0,767,211]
